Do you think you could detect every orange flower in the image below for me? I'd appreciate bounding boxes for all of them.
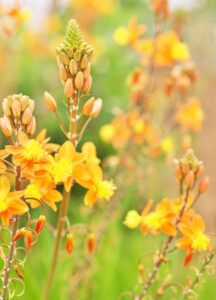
[0,176,28,226]
[6,130,58,177]
[176,214,211,254]
[140,198,177,236]
[24,177,62,211]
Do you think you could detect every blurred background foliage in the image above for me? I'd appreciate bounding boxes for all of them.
[0,0,215,299]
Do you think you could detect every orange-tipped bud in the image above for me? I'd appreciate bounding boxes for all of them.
[25,230,34,252]
[14,264,25,280]
[90,98,103,118]
[44,92,57,112]
[152,0,170,20]
[175,164,183,182]
[87,233,95,254]
[12,228,25,242]
[0,117,13,137]
[74,71,84,89]
[184,170,195,189]
[198,177,209,194]
[64,78,74,98]
[83,75,92,93]
[195,163,204,178]
[65,233,74,255]
[22,107,32,125]
[183,252,193,267]
[82,97,95,116]
[35,215,46,235]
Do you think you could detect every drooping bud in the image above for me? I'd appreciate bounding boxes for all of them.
[65,233,74,255]
[87,233,95,254]
[44,92,57,112]
[12,228,25,242]
[25,230,34,252]
[198,177,209,194]
[14,264,25,280]
[35,215,46,235]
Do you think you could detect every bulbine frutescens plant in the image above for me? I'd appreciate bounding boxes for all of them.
[0,20,115,300]
[43,19,116,299]
[124,149,215,299]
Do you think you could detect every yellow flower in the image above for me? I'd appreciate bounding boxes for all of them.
[50,141,88,192]
[113,16,146,46]
[100,124,115,143]
[124,210,142,229]
[24,177,62,211]
[0,176,28,226]
[161,137,174,154]
[77,164,116,206]
[176,98,204,132]
[172,42,190,61]
[81,142,100,165]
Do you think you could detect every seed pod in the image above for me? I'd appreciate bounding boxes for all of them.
[26,116,36,136]
[22,107,32,125]
[69,59,78,76]
[82,97,95,116]
[44,92,57,112]
[59,51,70,65]
[90,98,103,118]
[64,78,74,98]
[65,233,74,255]
[83,75,92,93]
[2,99,11,116]
[74,71,84,89]
[81,54,88,69]
[59,64,68,81]
[198,177,209,194]
[12,100,21,117]
[35,215,46,235]
[0,116,13,137]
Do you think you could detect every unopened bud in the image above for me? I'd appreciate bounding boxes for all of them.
[2,99,11,116]
[59,52,70,65]
[83,75,92,93]
[74,71,84,89]
[14,264,25,279]
[64,78,74,98]
[69,59,78,75]
[175,164,183,182]
[82,97,95,116]
[26,116,36,136]
[81,54,88,69]
[59,64,68,81]
[0,117,13,137]
[12,99,21,117]
[87,233,95,254]
[65,233,74,255]
[44,92,57,112]
[22,107,32,125]
[83,62,91,79]
[25,230,34,252]
[35,215,46,235]
[90,98,103,118]
[198,177,209,194]
[12,228,25,242]
[184,170,195,189]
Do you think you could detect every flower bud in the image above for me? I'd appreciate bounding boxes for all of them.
[25,230,34,252]
[26,116,36,136]
[21,97,29,112]
[12,228,25,242]
[81,54,88,69]
[184,170,195,189]
[59,64,68,81]
[74,71,84,89]
[64,78,74,98]
[83,62,91,79]
[87,233,95,254]
[12,99,21,117]
[90,98,103,118]
[198,177,209,194]
[83,75,92,93]
[69,59,78,75]
[65,233,74,255]
[59,52,70,65]
[35,215,46,235]
[82,97,95,116]
[14,264,25,279]
[2,99,11,116]
[44,92,57,112]
[0,117,13,137]
[22,107,32,125]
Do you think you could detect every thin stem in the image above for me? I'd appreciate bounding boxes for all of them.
[43,188,70,300]
[1,167,21,300]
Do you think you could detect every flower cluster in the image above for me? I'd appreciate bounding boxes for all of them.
[124,149,214,298]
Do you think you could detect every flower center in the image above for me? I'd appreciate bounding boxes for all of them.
[192,233,210,251]
[52,158,73,183]
[96,180,115,200]
[25,140,45,161]
[0,196,7,212]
